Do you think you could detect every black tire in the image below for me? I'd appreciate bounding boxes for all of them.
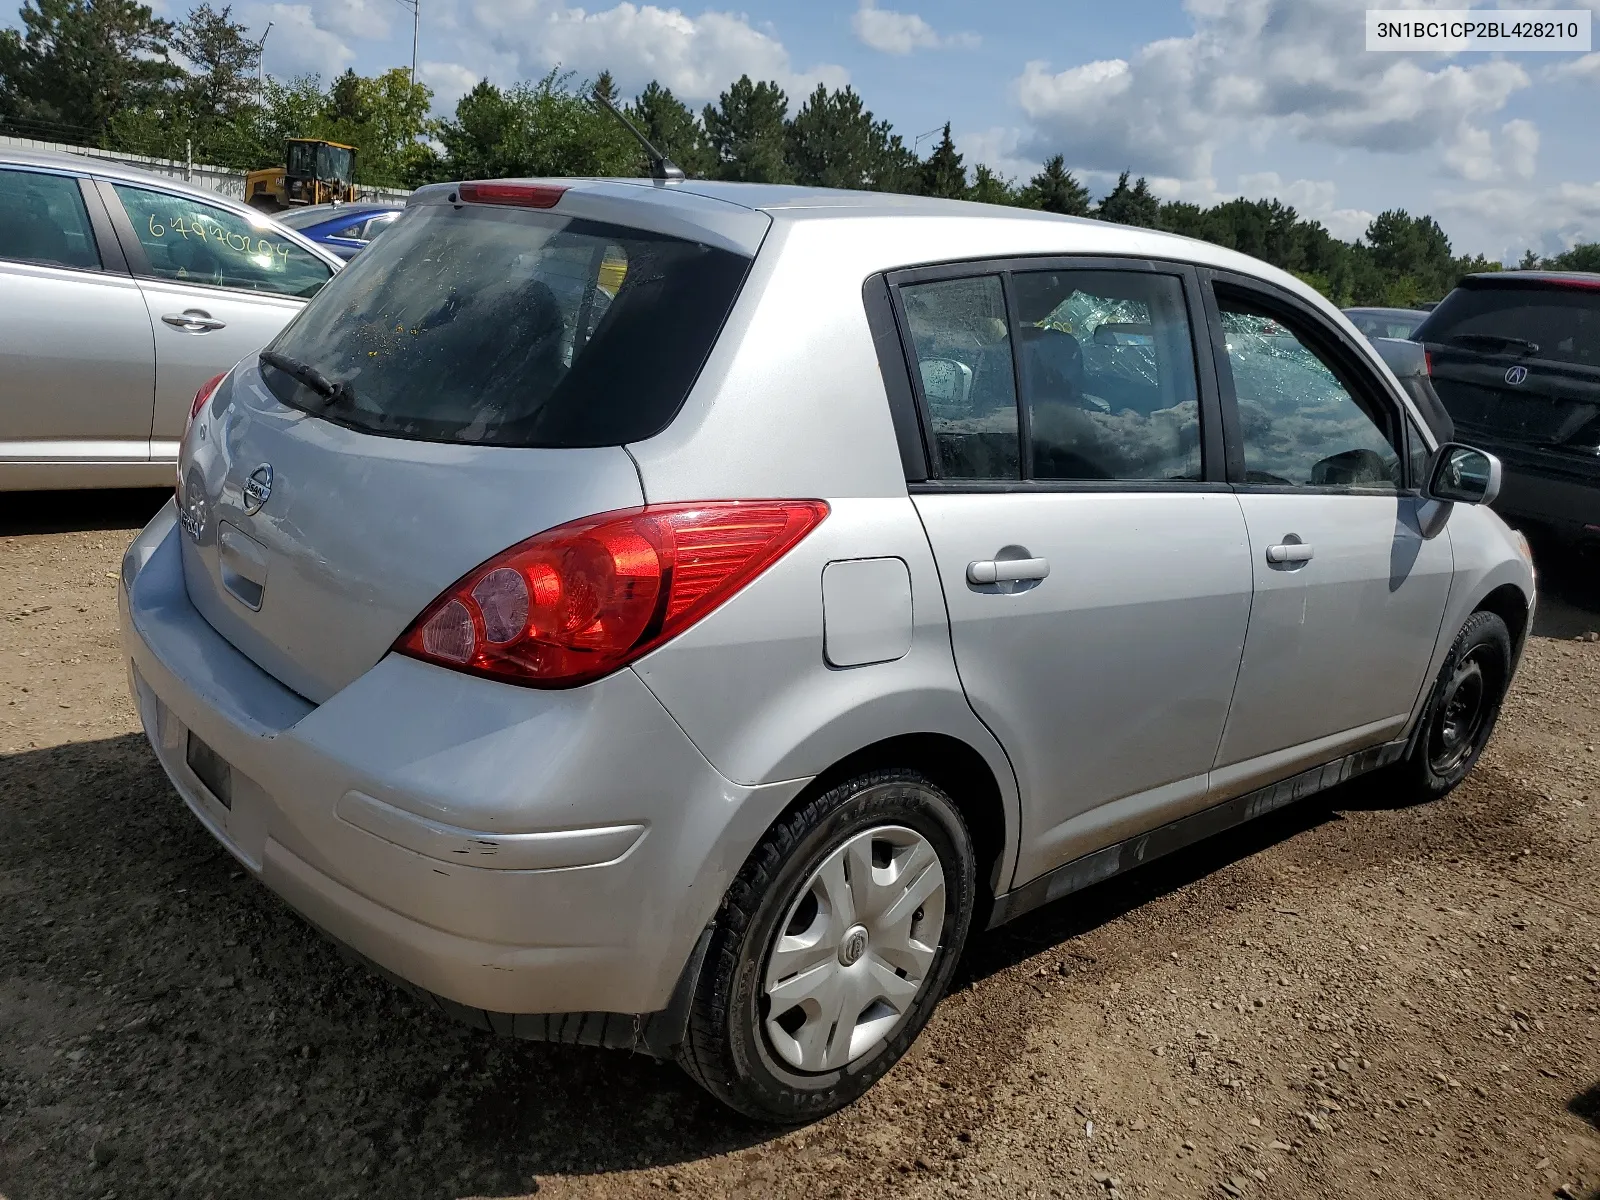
[678,768,976,1123]
[1392,610,1512,801]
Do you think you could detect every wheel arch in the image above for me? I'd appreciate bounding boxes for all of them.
[777,732,1013,916]
[1473,581,1531,662]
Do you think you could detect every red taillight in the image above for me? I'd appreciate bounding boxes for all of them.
[189,372,227,428]
[178,372,228,487]
[1423,349,1433,376]
[458,182,567,209]
[396,501,830,688]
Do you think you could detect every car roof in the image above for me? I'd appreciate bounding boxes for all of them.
[0,145,260,209]
[413,175,1333,302]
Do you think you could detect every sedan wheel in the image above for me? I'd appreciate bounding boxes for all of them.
[678,769,976,1122]
[762,825,945,1073]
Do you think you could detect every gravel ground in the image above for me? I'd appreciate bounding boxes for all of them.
[0,490,1597,1200]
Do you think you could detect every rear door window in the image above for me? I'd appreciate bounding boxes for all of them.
[0,169,101,271]
[1011,269,1202,481]
[112,184,333,299]
[258,202,752,448]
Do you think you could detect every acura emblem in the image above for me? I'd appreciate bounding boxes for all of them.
[1504,365,1529,386]
[243,464,273,515]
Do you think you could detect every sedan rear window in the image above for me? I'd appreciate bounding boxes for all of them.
[259,202,752,447]
[1417,284,1600,368]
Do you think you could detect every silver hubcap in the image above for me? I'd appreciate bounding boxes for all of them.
[761,825,946,1073]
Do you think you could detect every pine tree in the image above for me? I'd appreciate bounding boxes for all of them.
[1,0,180,144]
[702,75,790,182]
[631,80,713,178]
[592,69,618,106]
[785,84,907,191]
[919,122,966,199]
[1017,154,1090,216]
[1095,171,1160,227]
[969,164,1016,206]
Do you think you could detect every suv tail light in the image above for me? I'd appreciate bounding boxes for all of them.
[396,501,829,688]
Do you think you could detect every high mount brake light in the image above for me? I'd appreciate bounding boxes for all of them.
[396,501,830,688]
[457,182,567,209]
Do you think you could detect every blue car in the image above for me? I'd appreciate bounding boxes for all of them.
[275,201,403,260]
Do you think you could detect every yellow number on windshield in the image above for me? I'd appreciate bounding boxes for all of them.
[147,212,165,239]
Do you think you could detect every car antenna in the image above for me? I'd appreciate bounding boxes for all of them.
[590,89,686,182]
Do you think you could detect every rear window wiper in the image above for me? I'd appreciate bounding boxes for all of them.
[259,350,358,411]
[1448,333,1541,356]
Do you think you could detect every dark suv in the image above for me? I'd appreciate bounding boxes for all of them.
[1413,272,1600,551]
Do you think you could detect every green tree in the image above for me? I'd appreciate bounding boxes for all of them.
[1544,242,1600,272]
[437,70,640,182]
[1364,209,1458,303]
[0,0,180,145]
[1518,248,1542,270]
[969,163,1017,206]
[592,69,619,106]
[1017,154,1090,215]
[1096,170,1160,228]
[785,85,910,191]
[631,80,714,178]
[703,75,790,182]
[919,122,966,198]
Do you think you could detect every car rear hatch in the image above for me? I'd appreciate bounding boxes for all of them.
[176,179,769,704]
[1416,274,1600,463]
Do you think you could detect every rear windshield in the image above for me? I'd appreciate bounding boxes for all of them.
[259,202,751,447]
[1417,284,1600,368]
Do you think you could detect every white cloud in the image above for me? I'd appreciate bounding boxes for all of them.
[851,1,978,56]
[1433,178,1600,263]
[1549,51,1600,83]
[1234,171,1374,241]
[955,126,1038,184]
[258,3,357,77]
[1441,118,1539,183]
[1014,0,1531,185]
[315,0,393,41]
[465,1,847,103]
[420,60,482,105]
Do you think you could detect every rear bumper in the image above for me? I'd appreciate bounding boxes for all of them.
[119,501,807,1018]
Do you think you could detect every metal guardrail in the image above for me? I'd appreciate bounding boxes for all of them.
[0,134,413,204]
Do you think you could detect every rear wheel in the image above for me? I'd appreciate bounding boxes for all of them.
[678,769,976,1122]
[1392,610,1512,801]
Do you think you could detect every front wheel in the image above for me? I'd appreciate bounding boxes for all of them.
[678,769,976,1123]
[1392,610,1512,801]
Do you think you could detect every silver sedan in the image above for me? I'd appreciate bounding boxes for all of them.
[0,148,342,490]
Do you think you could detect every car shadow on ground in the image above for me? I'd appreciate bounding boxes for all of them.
[0,488,170,537]
[0,731,1375,1199]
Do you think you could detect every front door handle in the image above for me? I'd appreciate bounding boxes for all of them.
[162,310,227,332]
[1265,542,1315,564]
[967,557,1050,584]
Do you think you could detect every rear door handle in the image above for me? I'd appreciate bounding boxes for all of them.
[1265,543,1315,564]
[967,557,1050,584]
[162,310,227,332]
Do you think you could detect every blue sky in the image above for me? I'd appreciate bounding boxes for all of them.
[140,0,1600,259]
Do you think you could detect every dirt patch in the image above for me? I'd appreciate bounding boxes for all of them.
[0,490,1597,1200]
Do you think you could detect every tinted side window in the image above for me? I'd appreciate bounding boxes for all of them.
[1011,269,1202,481]
[112,184,333,299]
[1219,300,1401,489]
[899,274,1019,479]
[0,170,100,271]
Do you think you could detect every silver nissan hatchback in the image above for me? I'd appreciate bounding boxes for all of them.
[120,178,1536,1121]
